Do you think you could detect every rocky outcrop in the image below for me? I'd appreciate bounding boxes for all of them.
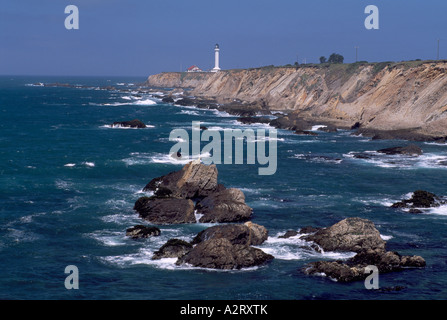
[391,190,445,210]
[134,161,253,224]
[126,225,161,239]
[195,188,253,223]
[377,144,423,156]
[302,217,386,253]
[143,160,218,198]
[112,119,147,129]
[176,238,273,270]
[302,218,426,282]
[191,222,268,246]
[152,239,193,260]
[145,61,447,139]
[133,197,196,224]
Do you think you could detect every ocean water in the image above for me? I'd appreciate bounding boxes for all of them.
[1,76,447,300]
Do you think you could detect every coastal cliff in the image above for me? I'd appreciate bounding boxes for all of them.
[146,61,447,138]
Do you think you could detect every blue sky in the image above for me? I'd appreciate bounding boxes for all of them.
[1,0,446,76]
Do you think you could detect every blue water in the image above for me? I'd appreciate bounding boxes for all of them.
[1,76,447,300]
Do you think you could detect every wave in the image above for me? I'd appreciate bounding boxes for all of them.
[122,152,211,166]
[344,151,447,169]
[255,231,356,261]
[100,124,155,129]
[90,99,157,107]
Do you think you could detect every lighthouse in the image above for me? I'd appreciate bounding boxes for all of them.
[212,44,221,72]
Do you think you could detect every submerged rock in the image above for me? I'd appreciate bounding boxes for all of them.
[126,225,161,239]
[112,119,147,128]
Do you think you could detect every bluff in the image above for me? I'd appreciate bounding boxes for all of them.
[145,61,447,138]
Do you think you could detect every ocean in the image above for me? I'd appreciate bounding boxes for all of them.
[1,75,447,300]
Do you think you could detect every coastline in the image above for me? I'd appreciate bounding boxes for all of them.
[144,61,447,142]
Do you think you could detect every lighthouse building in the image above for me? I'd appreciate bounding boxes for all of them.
[211,44,221,72]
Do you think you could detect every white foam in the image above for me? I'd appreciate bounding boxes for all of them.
[311,125,327,131]
[83,162,95,167]
[64,163,76,167]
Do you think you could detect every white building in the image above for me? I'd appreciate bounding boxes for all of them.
[211,44,221,72]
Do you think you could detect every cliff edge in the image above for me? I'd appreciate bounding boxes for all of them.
[145,61,447,138]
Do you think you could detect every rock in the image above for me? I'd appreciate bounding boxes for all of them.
[237,116,272,125]
[391,190,443,209]
[200,126,208,131]
[303,261,365,283]
[176,238,274,270]
[152,239,193,260]
[133,197,196,224]
[162,97,175,103]
[126,225,161,239]
[303,217,386,253]
[175,98,196,106]
[302,218,426,283]
[112,119,147,128]
[351,122,362,130]
[143,160,219,199]
[294,130,318,136]
[377,144,423,156]
[195,188,253,223]
[278,230,299,239]
[269,115,312,131]
[192,222,268,246]
[299,226,320,234]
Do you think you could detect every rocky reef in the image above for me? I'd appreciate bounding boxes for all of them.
[302,218,426,282]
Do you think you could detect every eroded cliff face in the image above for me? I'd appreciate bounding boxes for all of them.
[145,62,447,136]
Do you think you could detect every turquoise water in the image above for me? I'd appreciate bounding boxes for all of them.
[1,76,447,300]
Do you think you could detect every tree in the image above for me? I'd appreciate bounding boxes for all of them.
[328,53,344,64]
[319,56,327,64]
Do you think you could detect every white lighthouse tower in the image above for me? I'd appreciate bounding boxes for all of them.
[212,44,221,72]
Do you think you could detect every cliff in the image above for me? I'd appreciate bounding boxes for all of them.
[145,61,447,137]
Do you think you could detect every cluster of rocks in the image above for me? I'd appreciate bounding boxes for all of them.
[301,217,426,282]
[127,161,273,270]
[134,160,253,224]
[151,222,273,270]
[391,190,445,213]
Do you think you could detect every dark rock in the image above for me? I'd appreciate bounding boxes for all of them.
[302,218,426,283]
[237,116,272,125]
[192,222,268,246]
[351,122,362,130]
[303,217,386,253]
[200,126,208,131]
[409,208,424,214]
[195,188,253,223]
[176,238,274,270]
[133,197,196,224]
[143,160,219,199]
[377,144,423,156]
[175,98,196,106]
[152,239,193,260]
[278,230,299,239]
[162,97,175,103]
[391,190,443,209]
[112,119,147,128]
[269,115,312,131]
[294,130,318,136]
[318,125,338,133]
[299,226,320,234]
[126,225,161,239]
